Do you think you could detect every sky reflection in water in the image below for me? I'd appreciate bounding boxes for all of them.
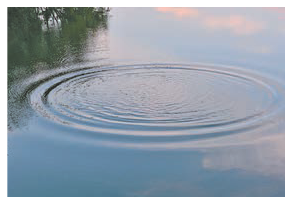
[8,7,284,196]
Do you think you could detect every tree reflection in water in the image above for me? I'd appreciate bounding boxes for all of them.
[8,7,110,131]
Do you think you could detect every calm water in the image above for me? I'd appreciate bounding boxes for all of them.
[8,8,285,196]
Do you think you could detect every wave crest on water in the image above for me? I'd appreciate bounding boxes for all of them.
[27,63,284,147]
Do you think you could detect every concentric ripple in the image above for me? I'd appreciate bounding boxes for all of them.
[28,63,284,145]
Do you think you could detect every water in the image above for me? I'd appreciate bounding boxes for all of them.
[8,8,285,196]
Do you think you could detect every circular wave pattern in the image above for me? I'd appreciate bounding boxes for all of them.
[29,64,284,144]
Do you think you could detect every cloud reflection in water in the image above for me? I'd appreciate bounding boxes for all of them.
[155,7,265,35]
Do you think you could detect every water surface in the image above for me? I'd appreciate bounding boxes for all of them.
[8,7,285,196]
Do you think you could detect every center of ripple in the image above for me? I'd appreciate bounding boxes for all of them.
[29,64,282,141]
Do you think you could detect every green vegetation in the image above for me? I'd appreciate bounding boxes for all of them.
[8,7,110,65]
[8,7,110,130]
[8,7,110,30]
[8,7,110,83]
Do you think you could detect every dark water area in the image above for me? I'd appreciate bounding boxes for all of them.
[8,7,285,196]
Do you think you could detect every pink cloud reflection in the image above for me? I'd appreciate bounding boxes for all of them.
[203,15,264,35]
[155,7,265,35]
[265,7,285,13]
[264,7,285,19]
[156,7,199,18]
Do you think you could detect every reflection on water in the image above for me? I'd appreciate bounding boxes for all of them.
[8,10,110,131]
[202,134,284,178]
[8,7,284,196]
[27,63,283,148]
[156,7,265,35]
